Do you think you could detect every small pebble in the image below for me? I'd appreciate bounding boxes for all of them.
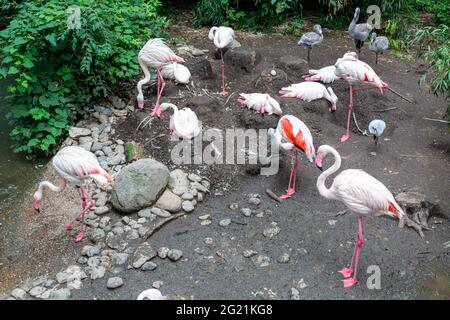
[107,277,124,289]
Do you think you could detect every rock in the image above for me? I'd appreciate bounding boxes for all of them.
[106,233,128,251]
[328,219,337,226]
[248,197,261,205]
[113,109,128,117]
[107,277,124,289]
[168,249,183,261]
[115,145,125,154]
[197,192,204,202]
[241,208,252,217]
[181,192,194,200]
[108,154,125,166]
[99,216,111,229]
[277,253,290,264]
[29,286,46,298]
[191,48,204,56]
[188,59,213,80]
[11,288,27,300]
[91,141,103,152]
[198,214,210,220]
[255,255,270,267]
[111,252,129,265]
[138,208,154,219]
[229,203,239,210]
[124,141,146,163]
[69,127,91,139]
[243,250,258,258]
[132,242,157,268]
[81,245,100,257]
[111,96,126,109]
[290,288,300,300]
[204,237,214,245]
[141,261,158,271]
[276,55,308,78]
[49,288,71,300]
[168,169,190,195]
[224,48,261,73]
[297,278,307,289]
[395,192,426,207]
[151,207,171,218]
[155,189,182,212]
[157,247,170,259]
[111,159,169,213]
[188,173,202,182]
[152,281,164,289]
[219,219,231,227]
[200,220,211,226]
[182,201,195,213]
[191,182,209,193]
[263,223,281,238]
[89,228,106,242]
[89,266,106,280]
[94,206,109,215]
[126,229,139,240]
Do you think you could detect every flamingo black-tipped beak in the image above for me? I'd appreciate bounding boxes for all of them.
[315,155,323,171]
[33,200,40,213]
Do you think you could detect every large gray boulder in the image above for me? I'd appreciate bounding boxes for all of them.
[111,159,169,213]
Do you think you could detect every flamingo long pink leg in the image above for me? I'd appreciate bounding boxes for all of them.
[65,186,94,242]
[340,215,364,287]
[150,68,165,117]
[341,84,353,142]
[220,50,228,97]
[280,151,298,199]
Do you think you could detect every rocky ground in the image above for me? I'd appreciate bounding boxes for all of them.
[0,25,449,300]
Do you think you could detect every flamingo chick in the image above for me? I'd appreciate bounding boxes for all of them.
[303,65,340,84]
[335,52,388,142]
[237,93,282,115]
[33,146,113,242]
[348,7,373,54]
[368,119,386,145]
[315,145,426,287]
[279,82,338,112]
[137,38,185,115]
[159,103,201,140]
[208,26,235,97]
[160,62,191,84]
[369,33,389,64]
[268,115,315,199]
[137,289,167,300]
[298,24,323,63]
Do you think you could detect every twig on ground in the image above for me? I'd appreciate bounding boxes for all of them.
[266,189,282,203]
[423,117,450,124]
[136,116,153,131]
[224,92,236,107]
[387,87,413,104]
[371,107,398,112]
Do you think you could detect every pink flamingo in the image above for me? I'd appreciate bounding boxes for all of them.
[137,38,185,116]
[334,52,388,142]
[279,81,338,112]
[208,26,235,97]
[237,93,282,115]
[33,146,113,242]
[302,65,340,84]
[315,145,427,287]
[268,115,315,199]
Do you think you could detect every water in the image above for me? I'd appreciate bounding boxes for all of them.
[0,80,43,215]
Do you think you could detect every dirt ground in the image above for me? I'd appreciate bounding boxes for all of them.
[0,25,449,299]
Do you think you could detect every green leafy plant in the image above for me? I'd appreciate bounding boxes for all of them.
[0,0,166,157]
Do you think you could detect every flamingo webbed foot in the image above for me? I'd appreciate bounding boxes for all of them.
[338,267,354,278]
[220,90,229,97]
[75,231,85,242]
[342,277,358,288]
[280,188,295,199]
[65,223,73,231]
[150,105,162,117]
[340,134,349,142]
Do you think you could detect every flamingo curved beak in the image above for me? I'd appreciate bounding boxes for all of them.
[315,155,323,171]
[33,200,41,213]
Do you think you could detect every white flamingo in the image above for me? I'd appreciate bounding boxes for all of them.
[279,81,338,112]
[303,65,340,84]
[159,103,201,140]
[315,145,427,287]
[237,93,282,115]
[137,289,167,300]
[298,24,323,63]
[268,115,315,199]
[208,26,235,96]
[160,62,191,84]
[33,146,113,242]
[335,52,388,141]
[137,38,185,116]
[348,7,373,54]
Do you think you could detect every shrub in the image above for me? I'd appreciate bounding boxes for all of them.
[0,0,167,157]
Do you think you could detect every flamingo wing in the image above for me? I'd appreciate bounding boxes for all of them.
[173,108,201,139]
[280,115,314,157]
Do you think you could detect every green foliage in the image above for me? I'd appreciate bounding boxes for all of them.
[0,0,167,157]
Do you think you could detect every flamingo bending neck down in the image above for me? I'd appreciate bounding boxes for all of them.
[137,38,185,116]
[237,93,282,115]
[268,115,315,199]
[334,52,388,142]
[208,26,235,97]
[159,103,201,140]
[33,146,113,242]
[315,145,427,287]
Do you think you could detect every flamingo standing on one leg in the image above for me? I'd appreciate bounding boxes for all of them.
[314,145,428,287]
[279,81,338,112]
[334,52,388,142]
[137,39,185,116]
[33,146,113,242]
[268,115,315,199]
[208,26,235,97]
